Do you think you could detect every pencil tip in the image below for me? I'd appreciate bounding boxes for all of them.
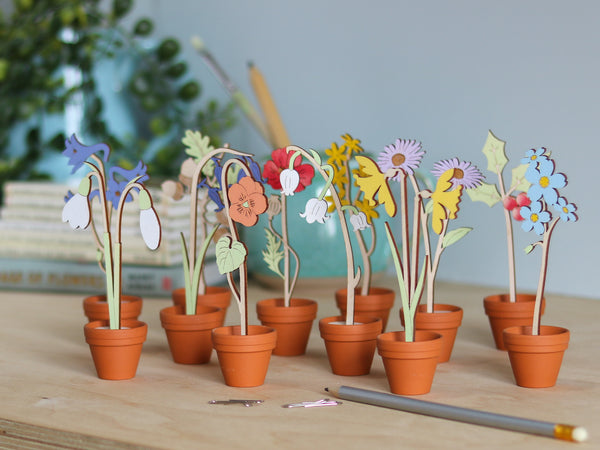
[247,61,254,68]
[324,387,329,392]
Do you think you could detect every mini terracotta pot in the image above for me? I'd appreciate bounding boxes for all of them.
[256,298,318,356]
[335,287,395,332]
[160,305,223,364]
[83,295,142,322]
[503,325,569,388]
[172,286,231,326]
[83,319,147,380]
[377,330,442,395]
[212,325,277,387]
[400,304,463,363]
[483,294,546,350]
[319,315,383,376]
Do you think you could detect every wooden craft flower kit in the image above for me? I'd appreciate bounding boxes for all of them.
[61,130,577,391]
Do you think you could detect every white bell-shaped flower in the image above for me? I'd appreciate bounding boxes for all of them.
[138,189,161,250]
[280,168,300,196]
[299,198,329,224]
[350,211,368,231]
[62,178,91,230]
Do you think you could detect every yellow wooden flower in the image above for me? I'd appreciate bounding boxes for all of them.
[430,169,463,234]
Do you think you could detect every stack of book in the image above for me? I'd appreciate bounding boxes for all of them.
[0,181,222,297]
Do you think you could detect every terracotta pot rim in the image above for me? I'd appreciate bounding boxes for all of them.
[377,330,442,359]
[336,286,395,296]
[160,305,223,330]
[319,315,383,342]
[256,298,318,322]
[172,285,230,296]
[212,325,277,352]
[411,304,463,328]
[84,320,148,346]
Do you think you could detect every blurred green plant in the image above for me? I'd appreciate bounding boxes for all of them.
[0,0,236,200]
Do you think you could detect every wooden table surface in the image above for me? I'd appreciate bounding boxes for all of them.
[0,279,597,449]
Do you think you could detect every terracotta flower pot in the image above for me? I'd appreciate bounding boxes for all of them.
[172,286,231,325]
[212,325,277,387]
[160,305,223,364]
[319,315,383,376]
[483,294,546,350]
[83,319,147,380]
[256,298,318,356]
[335,287,395,331]
[83,295,142,322]
[377,330,442,395]
[503,325,569,388]
[400,304,463,363]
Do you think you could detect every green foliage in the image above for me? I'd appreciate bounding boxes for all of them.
[0,0,235,202]
[262,228,284,279]
[481,130,508,174]
[467,182,502,207]
[442,227,472,248]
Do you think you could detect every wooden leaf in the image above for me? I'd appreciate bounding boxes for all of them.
[262,228,284,279]
[466,182,501,207]
[442,227,472,248]
[216,236,247,274]
[482,130,507,173]
[524,244,535,254]
[510,164,531,193]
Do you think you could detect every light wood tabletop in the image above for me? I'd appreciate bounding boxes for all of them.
[0,278,597,449]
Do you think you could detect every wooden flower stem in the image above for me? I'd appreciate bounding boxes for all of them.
[532,217,559,335]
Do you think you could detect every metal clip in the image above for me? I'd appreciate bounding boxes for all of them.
[208,399,264,407]
[282,398,342,408]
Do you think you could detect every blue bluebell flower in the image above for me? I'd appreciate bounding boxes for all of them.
[62,134,109,174]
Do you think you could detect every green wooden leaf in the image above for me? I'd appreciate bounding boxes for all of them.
[262,228,284,279]
[482,130,508,173]
[524,244,535,254]
[510,164,531,193]
[215,236,247,274]
[466,182,501,207]
[424,199,434,215]
[442,227,472,248]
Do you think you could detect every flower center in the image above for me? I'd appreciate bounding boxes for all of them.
[453,168,464,179]
[391,153,405,166]
[563,206,569,213]
[243,201,249,208]
[530,213,539,223]
[531,155,537,161]
[539,176,550,188]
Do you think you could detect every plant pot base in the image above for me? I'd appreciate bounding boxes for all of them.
[503,325,569,388]
[483,294,545,351]
[377,330,442,395]
[84,319,147,380]
[212,325,277,387]
[319,315,383,376]
[256,298,317,356]
[160,305,223,364]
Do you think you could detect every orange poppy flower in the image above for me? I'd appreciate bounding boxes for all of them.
[228,176,268,226]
